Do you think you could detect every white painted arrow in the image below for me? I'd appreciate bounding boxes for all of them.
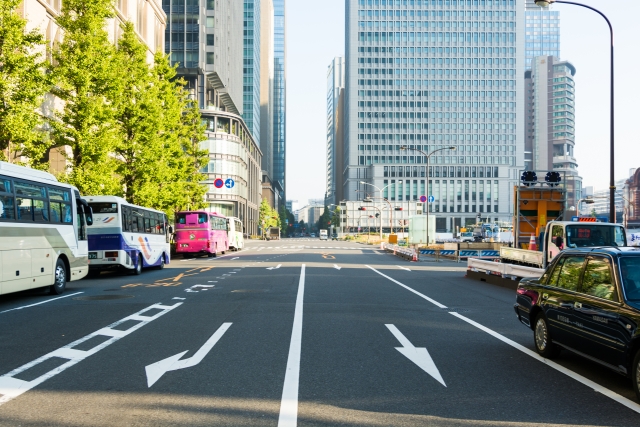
[397,266,411,271]
[267,264,282,270]
[385,324,445,387]
[333,264,341,270]
[145,322,232,387]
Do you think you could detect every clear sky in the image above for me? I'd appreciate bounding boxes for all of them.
[285,0,640,204]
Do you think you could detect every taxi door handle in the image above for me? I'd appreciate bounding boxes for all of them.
[574,302,582,309]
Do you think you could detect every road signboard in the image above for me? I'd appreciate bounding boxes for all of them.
[214,178,224,189]
[224,178,235,189]
[420,195,427,203]
[428,195,435,203]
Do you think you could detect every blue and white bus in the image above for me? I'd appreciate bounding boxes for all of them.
[86,196,170,275]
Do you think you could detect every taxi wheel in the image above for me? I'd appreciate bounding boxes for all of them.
[632,350,640,402]
[534,313,560,359]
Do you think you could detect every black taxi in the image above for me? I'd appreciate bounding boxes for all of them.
[514,247,640,400]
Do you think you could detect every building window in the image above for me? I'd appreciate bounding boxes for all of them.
[206,17,215,28]
[206,53,214,65]
[207,34,214,46]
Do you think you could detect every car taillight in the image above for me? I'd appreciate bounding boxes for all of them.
[517,288,538,305]
[105,251,118,258]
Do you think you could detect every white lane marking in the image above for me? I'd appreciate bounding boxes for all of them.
[386,324,446,387]
[0,302,182,406]
[397,266,411,271]
[145,322,232,387]
[231,257,239,260]
[333,264,341,270]
[450,312,640,414]
[267,264,282,270]
[172,297,186,300]
[185,285,215,293]
[0,292,84,314]
[207,281,217,283]
[278,265,305,427]
[366,265,447,309]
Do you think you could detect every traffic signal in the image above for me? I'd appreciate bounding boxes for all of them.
[375,213,380,218]
[328,221,331,225]
[394,207,403,211]
[521,171,538,187]
[545,171,562,187]
[358,207,366,211]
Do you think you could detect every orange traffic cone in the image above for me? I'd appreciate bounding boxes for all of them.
[529,233,537,251]
[411,249,418,262]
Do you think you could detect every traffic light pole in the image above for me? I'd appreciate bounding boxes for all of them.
[359,205,382,240]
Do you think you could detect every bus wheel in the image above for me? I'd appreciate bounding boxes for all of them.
[156,255,165,270]
[50,259,67,295]
[133,253,143,275]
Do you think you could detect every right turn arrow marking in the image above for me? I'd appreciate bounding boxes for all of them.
[385,324,446,387]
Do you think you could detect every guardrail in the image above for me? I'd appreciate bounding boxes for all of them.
[467,258,544,280]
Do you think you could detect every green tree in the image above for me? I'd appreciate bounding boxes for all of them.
[259,199,279,237]
[0,0,49,164]
[48,0,122,195]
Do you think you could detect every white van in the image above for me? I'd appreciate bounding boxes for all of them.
[319,229,328,240]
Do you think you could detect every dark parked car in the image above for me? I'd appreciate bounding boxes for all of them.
[514,247,640,400]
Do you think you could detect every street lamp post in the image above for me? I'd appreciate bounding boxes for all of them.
[360,181,402,234]
[400,146,456,245]
[535,0,615,223]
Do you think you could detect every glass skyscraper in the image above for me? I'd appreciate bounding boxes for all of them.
[524,0,560,70]
[345,0,524,231]
[243,0,261,144]
[273,0,286,203]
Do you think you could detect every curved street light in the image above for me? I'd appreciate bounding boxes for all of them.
[400,146,456,245]
[535,0,616,222]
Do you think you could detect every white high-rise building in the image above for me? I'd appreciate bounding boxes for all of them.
[344,0,524,231]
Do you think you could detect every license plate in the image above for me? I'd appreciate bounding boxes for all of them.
[89,252,98,259]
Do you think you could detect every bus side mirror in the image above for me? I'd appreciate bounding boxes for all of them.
[86,209,93,226]
[168,225,173,234]
[79,199,93,226]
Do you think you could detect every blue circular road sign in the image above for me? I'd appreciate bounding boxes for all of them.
[428,195,435,203]
[225,178,235,189]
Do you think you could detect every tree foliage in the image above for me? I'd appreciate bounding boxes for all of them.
[112,23,207,217]
[0,0,49,163]
[259,199,279,235]
[47,0,122,194]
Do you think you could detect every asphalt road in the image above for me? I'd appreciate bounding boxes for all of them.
[0,238,639,426]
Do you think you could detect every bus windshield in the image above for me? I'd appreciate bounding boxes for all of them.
[176,212,208,226]
[89,202,118,213]
[566,225,627,248]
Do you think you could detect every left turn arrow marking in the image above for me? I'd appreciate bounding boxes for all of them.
[145,322,232,387]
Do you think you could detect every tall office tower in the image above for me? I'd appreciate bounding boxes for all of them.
[260,0,275,179]
[345,0,525,232]
[163,0,243,112]
[163,0,262,235]
[326,57,346,207]
[524,0,560,70]
[272,0,286,206]
[243,0,261,145]
[525,56,581,209]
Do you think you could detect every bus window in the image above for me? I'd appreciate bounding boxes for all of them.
[0,195,15,220]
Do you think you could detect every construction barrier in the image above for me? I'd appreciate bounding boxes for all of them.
[381,243,417,262]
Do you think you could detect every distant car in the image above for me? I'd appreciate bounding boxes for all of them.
[460,232,474,242]
[514,247,640,401]
[310,233,316,238]
[331,233,338,240]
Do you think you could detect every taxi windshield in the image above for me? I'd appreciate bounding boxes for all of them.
[565,225,626,248]
[620,258,640,301]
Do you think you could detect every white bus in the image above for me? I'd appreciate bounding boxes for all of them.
[0,162,93,296]
[226,216,244,251]
[86,196,170,275]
